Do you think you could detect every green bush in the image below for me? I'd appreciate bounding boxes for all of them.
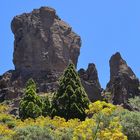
[12,126,54,140]
[128,96,140,112]
[120,110,140,140]
[51,62,89,121]
[11,125,74,140]
[19,79,43,119]
[102,92,112,103]
[0,113,16,129]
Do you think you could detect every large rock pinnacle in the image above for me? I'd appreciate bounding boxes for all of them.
[78,63,102,101]
[110,52,136,80]
[11,7,81,73]
[106,52,140,108]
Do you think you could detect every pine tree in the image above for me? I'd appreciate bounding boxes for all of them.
[42,96,51,117]
[51,62,90,121]
[19,78,43,119]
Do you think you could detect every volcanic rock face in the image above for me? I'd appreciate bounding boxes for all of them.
[106,52,140,107]
[0,7,81,104]
[12,7,81,73]
[78,63,102,101]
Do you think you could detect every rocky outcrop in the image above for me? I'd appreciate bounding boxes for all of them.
[78,63,102,101]
[12,7,81,73]
[0,71,24,102]
[105,52,140,108]
[1,7,103,108]
[0,7,81,104]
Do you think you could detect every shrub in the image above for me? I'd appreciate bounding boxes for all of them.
[0,113,16,129]
[12,126,54,140]
[0,124,15,140]
[120,110,140,140]
[0,101,128,140]
[84,101,127,140]
[0,104,9,113]
[51,62,89,121]
[102,92,112,103]
[128,96,140,112]
[19,79,43,119]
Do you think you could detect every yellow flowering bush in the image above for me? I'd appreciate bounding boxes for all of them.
[86,101,116,116]
[0,113,15,123]
[0,101,128,140]
[98,117,127,140]
[0,104,9,113]
[85,101,127,140]
[15,116,80,129]
[0,124,15,139]
[73,118,96,140]
[0,105,16,139]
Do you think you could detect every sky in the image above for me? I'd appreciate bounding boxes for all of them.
[0,0,140,88]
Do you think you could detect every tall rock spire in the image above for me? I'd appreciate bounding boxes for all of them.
[106,52,140,108]
[78,63,102,101]
[109,52,136,80]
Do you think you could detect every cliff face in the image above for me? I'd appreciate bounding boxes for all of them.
[12,7,81,73]
[106,52,140,108]
[0,7,82,106]
[0,7,100,105]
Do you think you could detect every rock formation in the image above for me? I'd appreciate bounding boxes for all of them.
[78,63,102,101]
[12,7,81,73]
[1,7,102,108]
[105,52,140,108]
[0,7,81,104]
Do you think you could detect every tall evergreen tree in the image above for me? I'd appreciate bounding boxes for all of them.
[51,62,90,121]
[42,96,52,117]
[19,78,43,119]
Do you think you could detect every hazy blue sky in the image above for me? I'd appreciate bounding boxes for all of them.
[0,0,140,88]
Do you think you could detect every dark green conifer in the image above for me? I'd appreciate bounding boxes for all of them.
[42,96,51,117]
[52,62,89,121]
[19,78,42,119]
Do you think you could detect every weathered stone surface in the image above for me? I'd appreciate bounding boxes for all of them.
[0,71,23,102]
[78,63,102,101]
[11,7,81,73]
[109,52,136,80]
[105,52,140,108]
[0,6,82,104]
